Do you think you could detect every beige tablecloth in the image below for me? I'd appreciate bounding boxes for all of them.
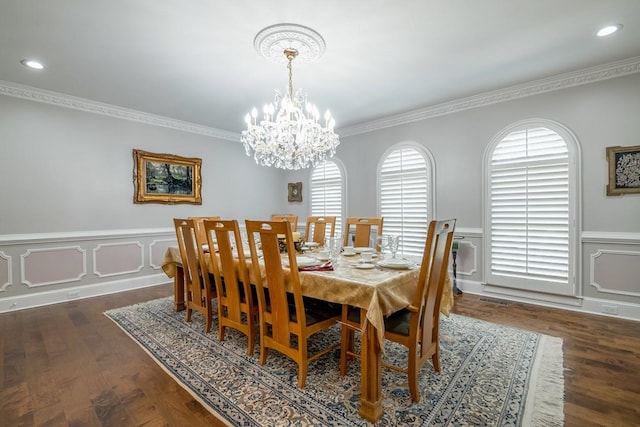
[162,247,454,347]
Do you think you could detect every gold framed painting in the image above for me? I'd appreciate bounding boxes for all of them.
[133,149,202,204]
[288,182,302,202]
[606,145,640,196]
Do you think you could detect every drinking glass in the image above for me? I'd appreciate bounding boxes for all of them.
[389,235,400,258]
[376,235,390,259]
[328,236,342,262]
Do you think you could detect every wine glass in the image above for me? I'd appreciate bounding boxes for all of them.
[376,235,390,259]
[389,235,400,259]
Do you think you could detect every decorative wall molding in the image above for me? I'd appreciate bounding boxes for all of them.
[0,80,239,142]
[149,239,177,270]
[0,227,174,245]
[20,246,87,287]
[93,242,144,278]
[457,240,478,276]
[0,251,12,292]
[3,58,640,140]
[589,249,640,297]
[459,279,640,322]
[339,56,640,137]
[0,274,170,313]
[581,231,640,245]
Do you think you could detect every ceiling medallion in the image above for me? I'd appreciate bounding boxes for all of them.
[254,23,326,66]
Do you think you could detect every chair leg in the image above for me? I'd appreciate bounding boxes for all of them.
[185,307,192,323]
[432,346,441,372]
[407,352,419,403]
[204,310,212,333]
[246,326,255,356]
[259,346,268,365]
[339,325,354,376]
[297,342,308,388]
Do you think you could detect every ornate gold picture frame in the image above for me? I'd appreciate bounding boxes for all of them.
[288,182,302,202]
[606,145,640,196]
[133,149,202,204]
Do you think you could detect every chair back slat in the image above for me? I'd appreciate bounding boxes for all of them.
[271,214,298,232]
[203,218,255,354]
[303,216,336,245]
[343,216,384,248]
[415,219,456,357]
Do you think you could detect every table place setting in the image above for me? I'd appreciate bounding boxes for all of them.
[376,258,417,270]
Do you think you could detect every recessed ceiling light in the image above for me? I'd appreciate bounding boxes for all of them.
[20,59,44,70]
[597,24,623,37]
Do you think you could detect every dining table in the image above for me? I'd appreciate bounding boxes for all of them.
[161,246,454,423]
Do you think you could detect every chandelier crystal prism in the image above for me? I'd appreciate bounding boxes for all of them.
[241,27,339,170]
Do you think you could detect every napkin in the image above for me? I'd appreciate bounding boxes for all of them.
[299,261,334,272]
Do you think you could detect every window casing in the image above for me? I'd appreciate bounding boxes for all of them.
[484,120,580,296]
[310,160,344,239]
[378,145,434,257]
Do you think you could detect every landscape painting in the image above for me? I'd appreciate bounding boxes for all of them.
[133,149,202,204]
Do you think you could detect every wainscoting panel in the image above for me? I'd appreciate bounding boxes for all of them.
[21,246,86,287]
[590,249,640,297]
[456,240,478,276]
[150,239,177,270]
[93,242,144,278]
[0,228,175,312]
[0,251,11,291]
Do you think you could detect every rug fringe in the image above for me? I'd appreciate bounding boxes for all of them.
[522,334,565,427]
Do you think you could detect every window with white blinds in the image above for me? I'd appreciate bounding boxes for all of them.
[486,124,576,295]
[379,146,431,257]
[310,160,344,238]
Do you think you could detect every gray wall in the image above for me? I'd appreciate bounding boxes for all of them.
[1,71,639,319]
[289,73,640,232]
[0,95,292,234]
[282,72,640,318]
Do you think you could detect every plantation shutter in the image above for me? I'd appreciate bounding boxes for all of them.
[379,147,429,257]
[488,126,570,292]
[311,160,343,238]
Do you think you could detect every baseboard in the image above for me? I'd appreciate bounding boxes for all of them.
[457,279,640,322]
[0,274,171,313]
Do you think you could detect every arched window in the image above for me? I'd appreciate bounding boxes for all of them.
[378,144,434,257]
[484,119,580,296]
[310,160,344,237]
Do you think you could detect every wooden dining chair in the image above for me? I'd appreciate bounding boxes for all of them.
[339,218,456,402]
[174,218,217,333]
[202,219,257,355]
[303,216,336,246]
[271,214,298,232]
[189,216,221,247]
[245,219,341,388]
[342,216,384,248]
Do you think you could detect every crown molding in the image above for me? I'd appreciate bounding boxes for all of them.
[339,56,640,137]
[2,56,639,141]
[0,80,240,142]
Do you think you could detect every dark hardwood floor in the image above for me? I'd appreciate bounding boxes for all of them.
[1,284,639,426]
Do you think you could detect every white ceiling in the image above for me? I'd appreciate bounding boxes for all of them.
[1,0,640,137]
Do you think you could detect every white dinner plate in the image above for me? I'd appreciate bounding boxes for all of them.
[341,251,357,257]
[376,259,415,270]
[354,263,376,269]
[285,256,322,268]
[304,242,320,248]
[354,247,375,253]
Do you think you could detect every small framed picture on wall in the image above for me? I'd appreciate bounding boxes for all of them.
[288,182,302,202]
[606,145,640,196]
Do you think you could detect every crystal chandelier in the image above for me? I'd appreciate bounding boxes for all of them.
[241,26,339,170]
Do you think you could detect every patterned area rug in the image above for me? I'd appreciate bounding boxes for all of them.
[105,297,564,426]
